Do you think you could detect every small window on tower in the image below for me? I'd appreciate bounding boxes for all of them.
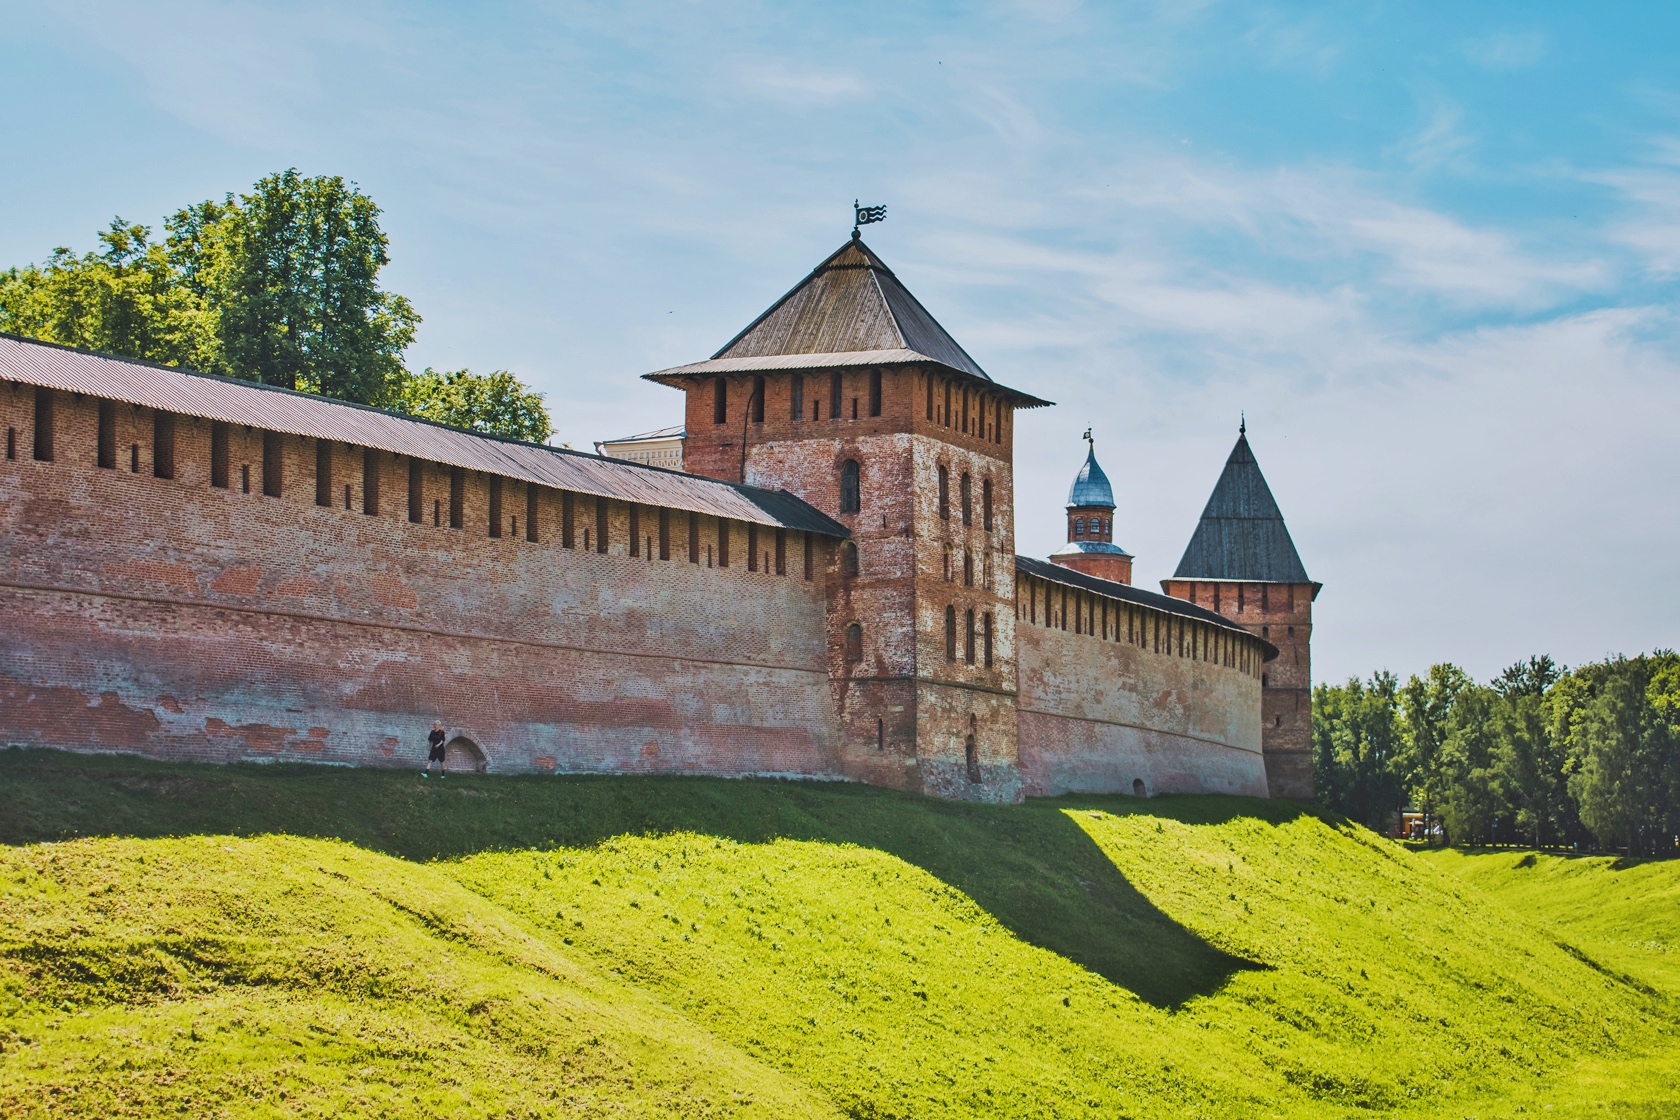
[751,376,765,423]
[844,623,863,662]
[868,369,882,417]
[408,459,423,523]
[831,371,843,420]
[97,400,116,469]
[842,540,859,577]
[982,479,993,531]
[791,375,804,421]
[211,422,229,488]
[1074,517,1084,537]
[839,459,860,513]
[937,466,950,519]
[713,378,728,425]
[945,605,957,661]
[152,411,175,480]
[960,473,972,525]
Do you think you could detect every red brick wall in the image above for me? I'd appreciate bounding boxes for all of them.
[0,382,843,776]
[1161,579,1315,800]
[1014,572,1268,798]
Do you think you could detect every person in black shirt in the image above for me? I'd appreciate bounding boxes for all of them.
[424,721,447,777]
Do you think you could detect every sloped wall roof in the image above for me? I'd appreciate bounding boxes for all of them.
[0,333,847,538]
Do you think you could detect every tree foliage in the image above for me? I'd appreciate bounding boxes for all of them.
[1316,651,1680,855]
[397,367,553,443]
[0,171,553,442]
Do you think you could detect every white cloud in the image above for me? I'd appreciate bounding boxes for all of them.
[1458,30,1549,72]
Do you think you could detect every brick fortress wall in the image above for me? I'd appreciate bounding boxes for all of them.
[0,380,845,776]
[1161,579,1314,800]
[1014,572,1268,798]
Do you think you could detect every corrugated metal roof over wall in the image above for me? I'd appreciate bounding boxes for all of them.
[1016,555,1278,661]
[0,333,848,538]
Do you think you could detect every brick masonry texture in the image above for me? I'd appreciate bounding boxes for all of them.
[1,368,1277,803]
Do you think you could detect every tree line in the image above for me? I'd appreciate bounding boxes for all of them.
[1314,651,1680,856]
[0,170,553,443]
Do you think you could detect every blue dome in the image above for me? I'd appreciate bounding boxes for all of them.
[1067,446,1115,509]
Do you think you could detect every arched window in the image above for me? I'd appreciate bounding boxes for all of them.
[1074,517,1084,537]
[964,609,976,664]
[983,612,994,667]
[960,473,972,525]
[839,460,860,513]
[965,735,981,783]
[713,378,728,424]
[962,551,973,587]
[982,479,993,530]
[945,606,957,661]
[938,466,950,519]
[844,623,863,662]
[842,540,859,577]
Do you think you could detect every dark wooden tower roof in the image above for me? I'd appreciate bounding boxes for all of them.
[646,237,1049,407]
[1173,431,1313,584]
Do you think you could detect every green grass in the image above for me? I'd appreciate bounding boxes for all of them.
[2,748,1677,1119]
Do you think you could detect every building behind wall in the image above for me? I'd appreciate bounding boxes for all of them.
[1161,427,1320,800]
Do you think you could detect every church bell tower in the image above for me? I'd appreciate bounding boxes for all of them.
[1049,432,1133,585]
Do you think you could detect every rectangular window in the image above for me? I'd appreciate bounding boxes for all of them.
[526,483,540,542]
[316,440,333,506]
[489,476,503,537]
[747,523,758,572]
[658,508,670,560]
[1060,588,1068,631]
[449,467,465,529]
[925,375,934,421]
[943,381,952,427]
[774,528,786,575]
[629,504,640,556]
[983,612,994,668]
[713,378,728,425]
[31,387,53,461]
[262,431,282,496]
[595,497,609,553]
[152,411,175,479]
[363,447,379,515]
[241,463,250,493]
[211,422,229,488]
[689,511,700,563]
[408,459,423,523]
[830,372,843,421]
[803,531,813,579]
[965,609,976,664]
[717,518,729,567]
[869,369,882,416]
[97,400,116,469]
[961,388,969,433]
[5,427,14,459]
[751,376,765,423]
[562,491,575,548]
[791,375,804,421]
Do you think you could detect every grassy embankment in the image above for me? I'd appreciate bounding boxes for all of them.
[2,748,1677,1119]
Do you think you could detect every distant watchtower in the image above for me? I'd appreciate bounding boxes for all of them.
[1161,426,1319,800]
[1049,433,1133,585]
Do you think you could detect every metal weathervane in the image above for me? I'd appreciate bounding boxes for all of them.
[852,200,887,239]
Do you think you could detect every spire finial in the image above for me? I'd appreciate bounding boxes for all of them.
[1083,428,1094,454]
[852,199,886,239]
[1239,412,1246,436]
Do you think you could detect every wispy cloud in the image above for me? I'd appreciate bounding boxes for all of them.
[1458,29,1549,72]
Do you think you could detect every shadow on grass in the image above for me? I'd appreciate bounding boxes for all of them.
[0,748,1304,1008]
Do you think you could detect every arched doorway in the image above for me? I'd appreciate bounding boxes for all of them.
[965,735,981,784]
[1132,778,1147,798]
[444,736,488,774]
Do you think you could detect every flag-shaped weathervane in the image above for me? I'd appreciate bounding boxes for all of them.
[852,200,887,238]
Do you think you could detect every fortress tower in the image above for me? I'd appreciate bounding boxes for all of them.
[1161,426,1319,800]
[647,235,1051,801]
[1049,434,1133,585]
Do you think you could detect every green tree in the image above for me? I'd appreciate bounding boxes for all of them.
[0,219,217,368]
[1438,685,1507,845]
[1399,664,1470,845]
[1313,671,1406,829]
[169,169,419,404]
[396,367,554,442]
[1566,655,1680,856]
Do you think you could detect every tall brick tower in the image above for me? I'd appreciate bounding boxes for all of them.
[1160,424,1319,800]
[1049,433,1134,585]
[646,235,1051,801]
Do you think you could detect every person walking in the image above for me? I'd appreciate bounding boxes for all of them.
[424,721,447,777]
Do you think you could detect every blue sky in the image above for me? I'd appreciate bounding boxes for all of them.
[3,1,1678,684]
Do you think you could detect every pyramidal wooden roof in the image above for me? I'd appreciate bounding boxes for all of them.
[1172,432,1315,585]
[647,237,1050,406]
